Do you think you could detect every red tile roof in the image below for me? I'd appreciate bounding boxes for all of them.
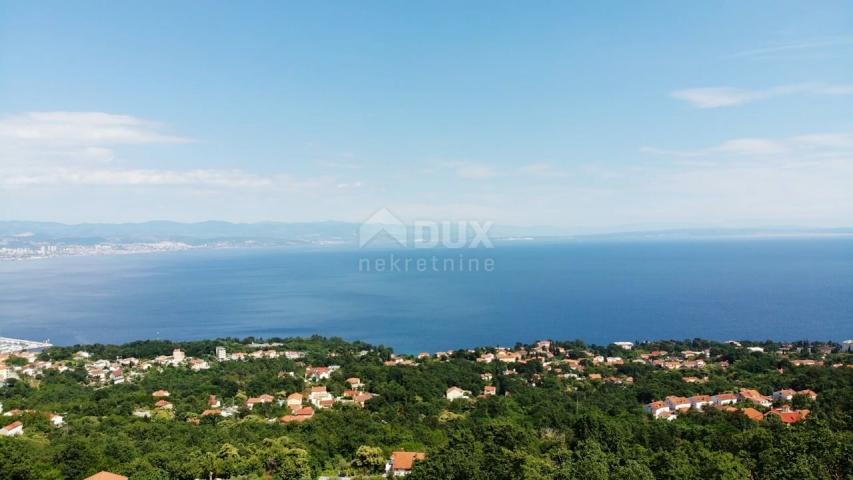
[391,451,426,471]
[84,472,128,480]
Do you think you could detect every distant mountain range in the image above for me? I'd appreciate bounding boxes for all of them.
[1,220,852,248]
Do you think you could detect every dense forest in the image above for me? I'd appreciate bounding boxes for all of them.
[0,336,851,480]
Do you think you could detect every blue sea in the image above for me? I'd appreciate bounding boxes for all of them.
[1,239,851,353]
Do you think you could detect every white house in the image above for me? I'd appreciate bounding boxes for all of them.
[49,413,65,427]
[688,395,713,411]
[644,401,670,418]
[215,347,227,360]
[446,386,470,401]
[712,393,738,406]
[665,396,691,411]
[0,420,23,436]
[773,389,796,402]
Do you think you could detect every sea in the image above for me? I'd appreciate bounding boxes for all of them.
[1,238,851,353]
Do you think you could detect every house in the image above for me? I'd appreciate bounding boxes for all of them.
[712,393,738,406]
[483,385,497,396]
[246,395,274,410]
[151,390,170,398]
[189,359,210,371]
[110,368,124,384]
[172,349,186,363]
[386,451,426,476]
[305,366,338,380]
[309,386,334,407]
[154,400,173,410]
[765,408,810,424]
[0,420,23,436]
[84,472,128,480]
[132,409,152,418]
[665,396,691,412]
[739,389,772,407]
[791,359,823,367]
[612,341,634,350]
[48,413,64,427]
[287,393,303,409]
[741,407,764,422]
[208,395,221,408]
[689,395,713,411]
[797,389,818,400]
[346,377,363,389]
[658,411,678,421]
[353,393,374,407]
[201,409,222,417]
[446,386,469,401]
[281,406,314,423]
[773,389,796,402]
[645,401,670,418]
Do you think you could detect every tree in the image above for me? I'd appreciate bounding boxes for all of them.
[352,445,385,473]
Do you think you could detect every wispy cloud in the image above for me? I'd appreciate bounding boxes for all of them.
[671,83,853,108]
[727,37,853,59]
[0,111,362,196]
[642,132,853,159]
[0,111,191,145]
[0,168,272,188]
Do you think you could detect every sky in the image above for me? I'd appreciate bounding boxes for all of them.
[1,1,852,231]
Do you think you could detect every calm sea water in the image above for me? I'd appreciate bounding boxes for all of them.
[1,239,851,353]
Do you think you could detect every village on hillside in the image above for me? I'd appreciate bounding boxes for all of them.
[1,336,851,478]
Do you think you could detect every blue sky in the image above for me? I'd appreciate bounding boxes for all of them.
[1,1,852,230]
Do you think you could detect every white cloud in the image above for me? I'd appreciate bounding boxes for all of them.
[715,138,787,155]
[671,83,853,108]
[0,111,191,145]
[727,37,853,59]
[642,131,853,158]
[437,161,499,180]
[0,169,272,188]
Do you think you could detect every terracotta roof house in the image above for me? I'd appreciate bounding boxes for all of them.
[797,389,818,400]
[773,389,796,402]
[739,389,772,407]
[483,385,497,396]
[712,393,738,406]
[84,473,128,480]
[742,407,764,422]
[665,396,691,411]
[766,408,810,424]
[689,395,713,410]
[446,386,469,401]
[0,420,23,436]
[645,401,670,418]
[346,377,362,388]
[154,400,173,410]
[281,406,315,423]
[386,451,426,476]
[151,390,170,398]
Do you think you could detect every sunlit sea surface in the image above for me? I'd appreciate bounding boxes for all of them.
[1,239,851,352]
